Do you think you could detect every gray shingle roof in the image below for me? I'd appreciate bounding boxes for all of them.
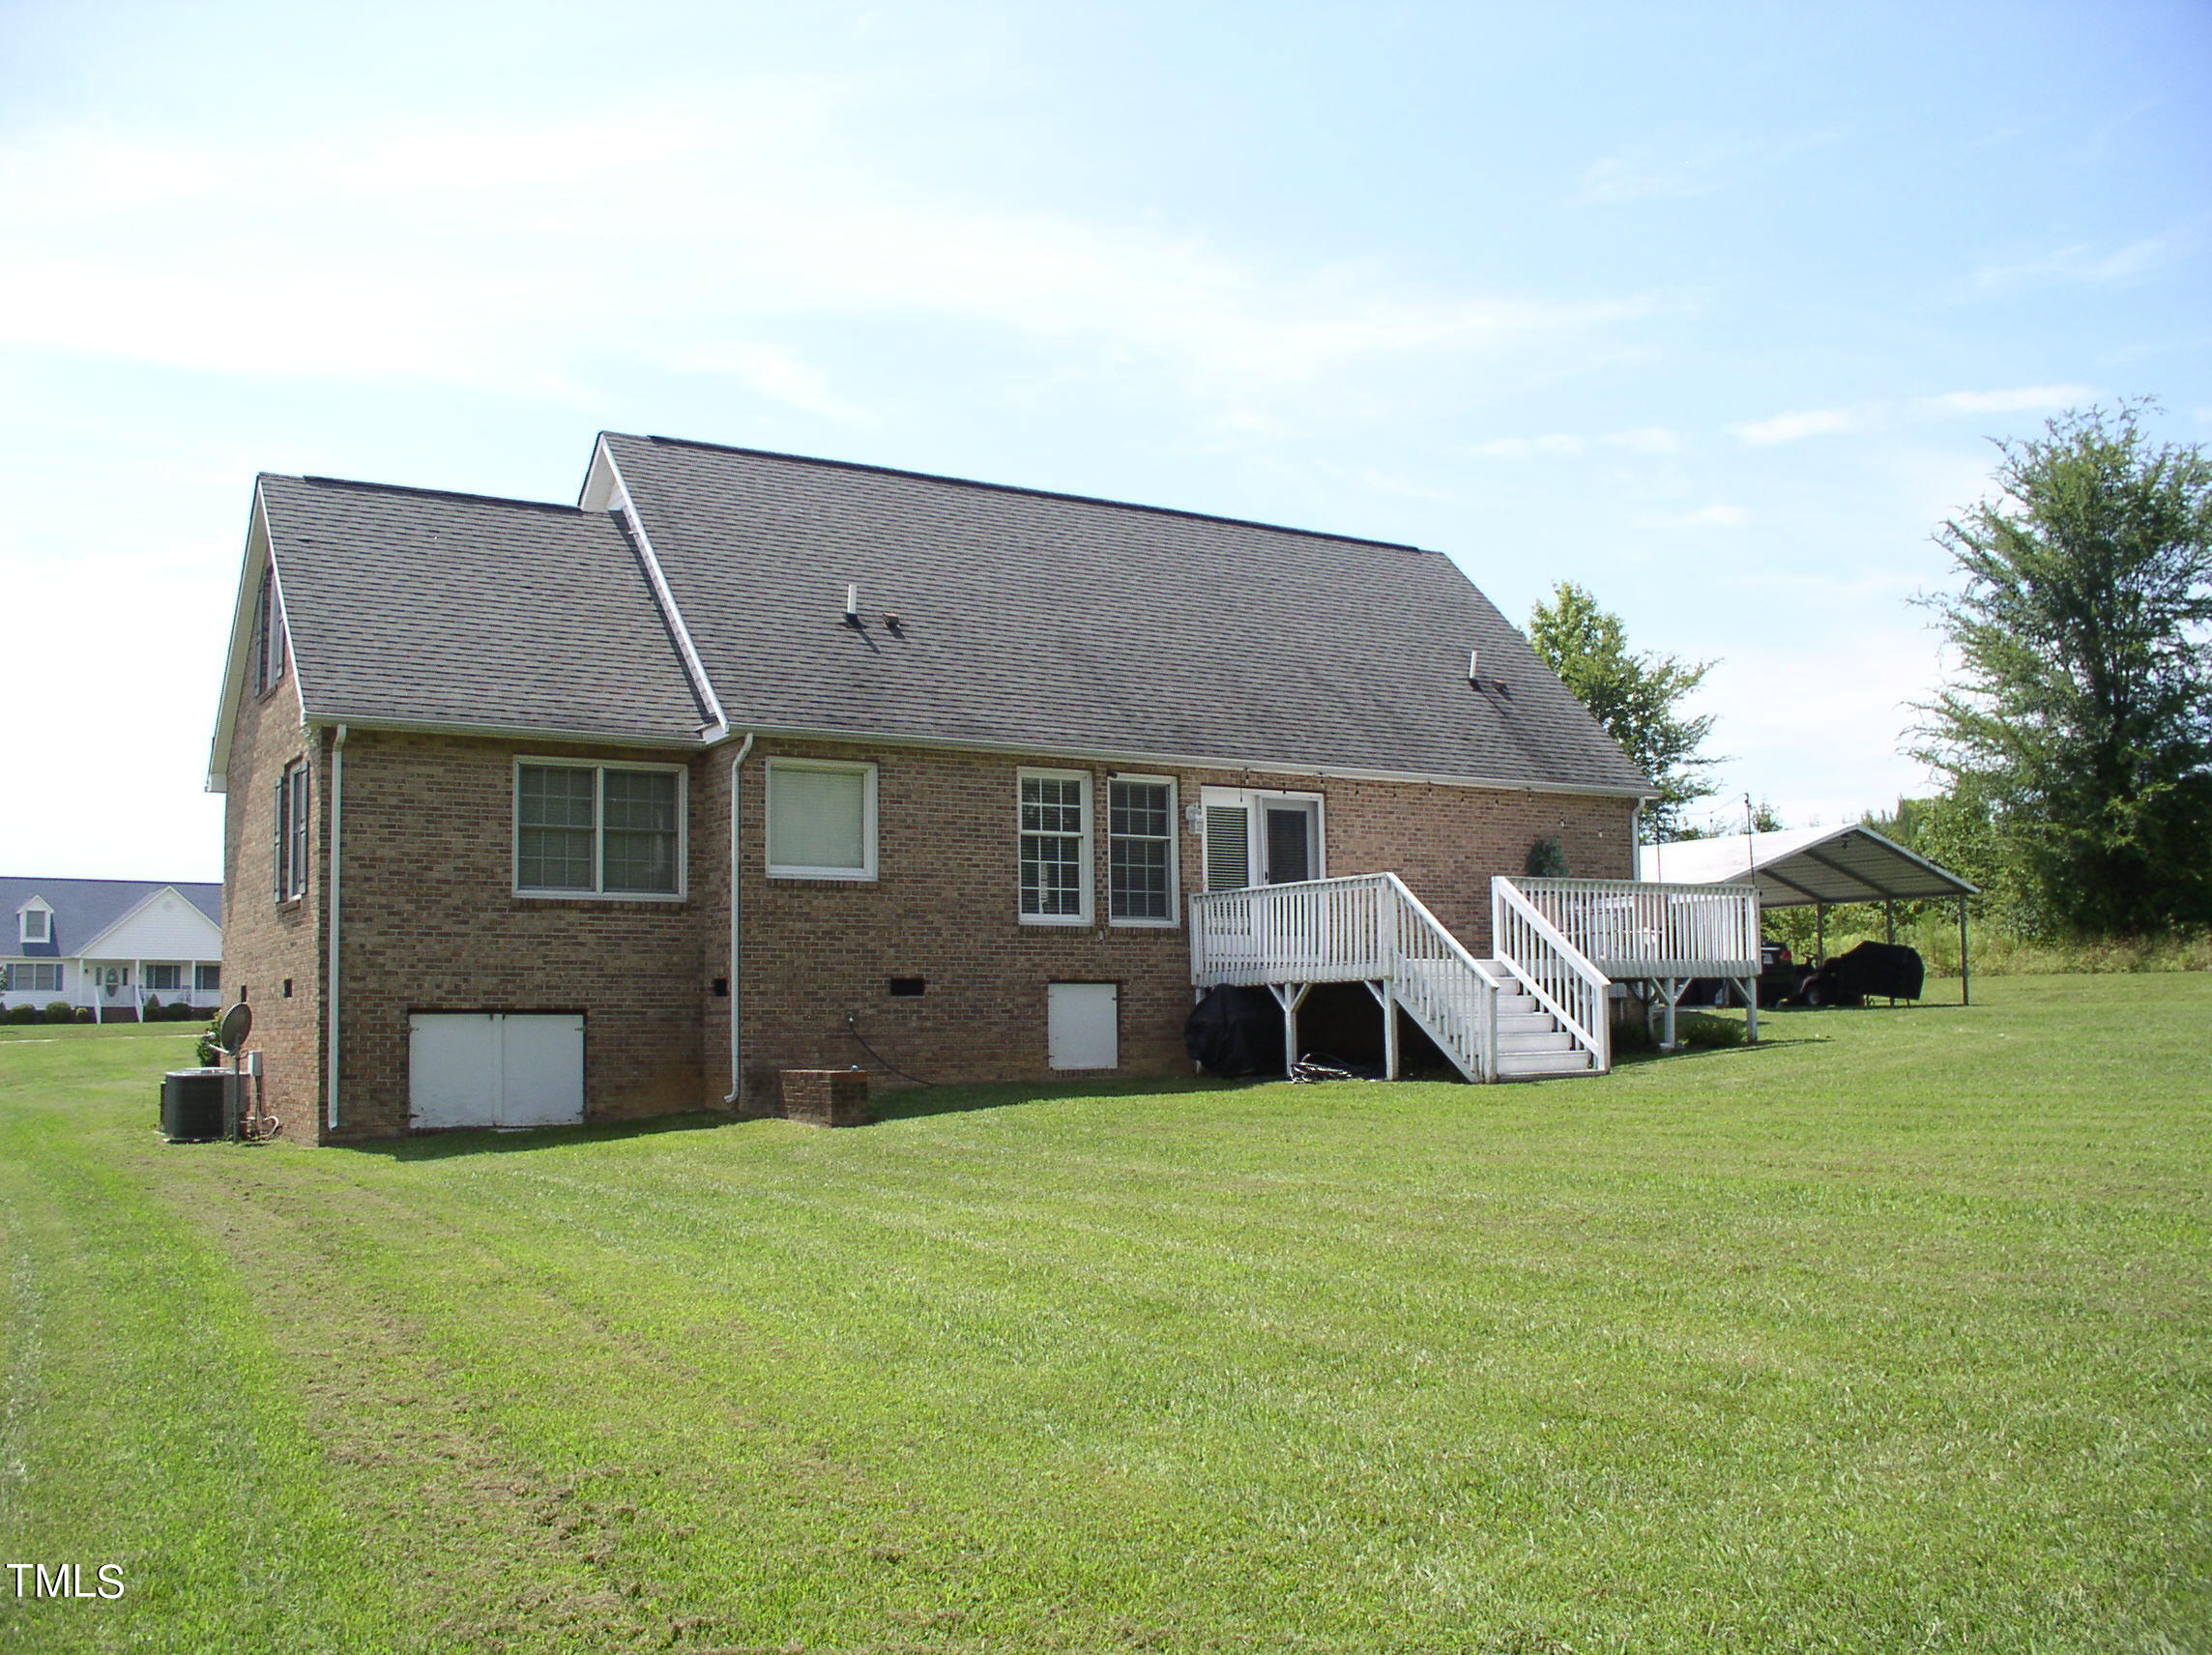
[605,435,1652,792]
[1,878,222,958]
[259,475,708,742]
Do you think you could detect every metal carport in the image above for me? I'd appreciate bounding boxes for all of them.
[1639,826,1982,1002]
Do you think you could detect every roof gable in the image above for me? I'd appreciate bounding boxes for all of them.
[208,476,710,769]
[599,434,1651,793]
[0,878,223,958]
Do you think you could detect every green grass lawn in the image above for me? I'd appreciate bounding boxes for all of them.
[2,976,2206,1654]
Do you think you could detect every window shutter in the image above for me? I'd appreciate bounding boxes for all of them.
[1204,805,1251,891]
[272,768,286,900]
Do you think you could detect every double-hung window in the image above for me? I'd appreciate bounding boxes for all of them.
[765,760,878,880]
[7,963,61,994]
[143,964,182,992]
[1018,769,1091,923]
[274,759,308,901]
[516,761,684,897]
[18,907,50,945]
[195,964,222,993]
[1107,776,1178,925]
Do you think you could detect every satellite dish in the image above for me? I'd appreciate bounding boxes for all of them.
[217,1002,252,1056]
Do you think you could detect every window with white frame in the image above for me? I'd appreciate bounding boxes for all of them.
[274,759,309,901]
[516,761,684,896]
[195,964,221,993]
[1019,769,1091,922]
[1108,777,1177,923]
[765,759,878,880]
[18,906,50,945]
[7,963,61,994]
[143,964,182,992]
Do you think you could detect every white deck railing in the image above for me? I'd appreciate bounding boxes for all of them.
[1190,872,1504,1081]
[1491,878,1611,1073]
[1507,876,1760,978]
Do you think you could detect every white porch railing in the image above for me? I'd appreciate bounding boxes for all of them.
[1491,878,1612,1073]
[1506,876,1760,978]
[1190,872,1505,1082]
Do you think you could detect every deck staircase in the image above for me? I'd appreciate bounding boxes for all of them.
[1478,964,1597,1078]
[1189,871,1616,1084]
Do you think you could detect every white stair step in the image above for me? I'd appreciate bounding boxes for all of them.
[1499,1030,1575,1054]
[1496,1011,1557,1035]
[1498,1050,1597,1077]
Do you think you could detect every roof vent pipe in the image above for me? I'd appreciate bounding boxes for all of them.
[844,583,860,626]
[1467,649,1479,685]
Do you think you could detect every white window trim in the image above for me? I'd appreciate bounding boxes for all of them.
[1198,786,1327,889]
[18,904,51,945]
[764,758,880,881]
[512,756,689,902]
[1018,767,1093,926]
[1106,773,1179,928]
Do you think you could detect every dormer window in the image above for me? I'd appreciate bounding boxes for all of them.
[18,904,50,945]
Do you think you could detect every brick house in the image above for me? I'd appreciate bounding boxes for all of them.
[207,435,1655,1143]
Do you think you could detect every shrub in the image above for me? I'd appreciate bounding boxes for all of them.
[196,1018,224,1066]
[73,1008,93,1024]
[6,1003,42,1025]
[44,1001,76,1023]
[1524,835,1569,878]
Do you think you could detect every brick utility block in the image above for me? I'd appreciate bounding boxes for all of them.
[781,1068,872,1127]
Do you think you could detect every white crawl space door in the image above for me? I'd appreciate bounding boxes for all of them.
[1047,982,1119,1070]
[408,1013,585,1129]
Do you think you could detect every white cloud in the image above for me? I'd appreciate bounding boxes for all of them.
[1466,426,1684,459]
[1733,405,1870,446]
[0,107,1658,425]
[1972,235,2182,291]
[1602,426,1686,454]
[1912,384,2096,416]
[1467,433,1586,458]
[1655,504,1747,528]
[1733,386,2096,446]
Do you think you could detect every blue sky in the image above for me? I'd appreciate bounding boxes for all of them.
[3,0,2205,881]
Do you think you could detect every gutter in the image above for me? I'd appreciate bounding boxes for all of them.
[721,731,756,1105]
[326,722,347,1132]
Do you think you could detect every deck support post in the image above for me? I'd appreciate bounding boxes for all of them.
[1362,980,1400,1079]
[1267,982,1313,1077]
[1651,977,1685,1051]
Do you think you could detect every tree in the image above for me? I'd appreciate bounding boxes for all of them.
[1528,582,1720,842]
[1910,400,2212,938]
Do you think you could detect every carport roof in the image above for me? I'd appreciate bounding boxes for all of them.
[1638,825,1979,908]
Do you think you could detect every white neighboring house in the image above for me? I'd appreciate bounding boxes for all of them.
[0,878,223,1021]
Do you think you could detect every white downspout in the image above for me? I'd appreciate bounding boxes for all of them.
[721,732,756,1106]
[326,723,347,1131]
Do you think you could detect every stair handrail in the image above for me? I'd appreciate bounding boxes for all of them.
[1491,875,1612,1073]
[1380,872,1504,1082]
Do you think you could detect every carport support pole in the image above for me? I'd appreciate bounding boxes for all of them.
[1815,903,1825,964]
[1885,900,1896,944]
[1959,897,1971,1006]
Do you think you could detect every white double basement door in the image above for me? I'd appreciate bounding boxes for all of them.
[409,1012,585,1129]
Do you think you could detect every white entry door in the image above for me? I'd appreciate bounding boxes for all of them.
[1048,982,1120,1070]
[409,1013,585,1129]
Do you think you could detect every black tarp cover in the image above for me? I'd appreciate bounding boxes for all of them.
[1184,985,1284,1077]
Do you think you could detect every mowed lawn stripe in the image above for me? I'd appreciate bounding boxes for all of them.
[1,977,2206,1652]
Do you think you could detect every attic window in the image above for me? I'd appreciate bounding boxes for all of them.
[250,568,286,694]
[19,907,50,945]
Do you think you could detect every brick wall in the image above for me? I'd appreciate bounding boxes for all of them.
[219,670,324,1137]
[324,731,710,1142]
[717,737,1636,1112]
[232,714,1636,1140]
